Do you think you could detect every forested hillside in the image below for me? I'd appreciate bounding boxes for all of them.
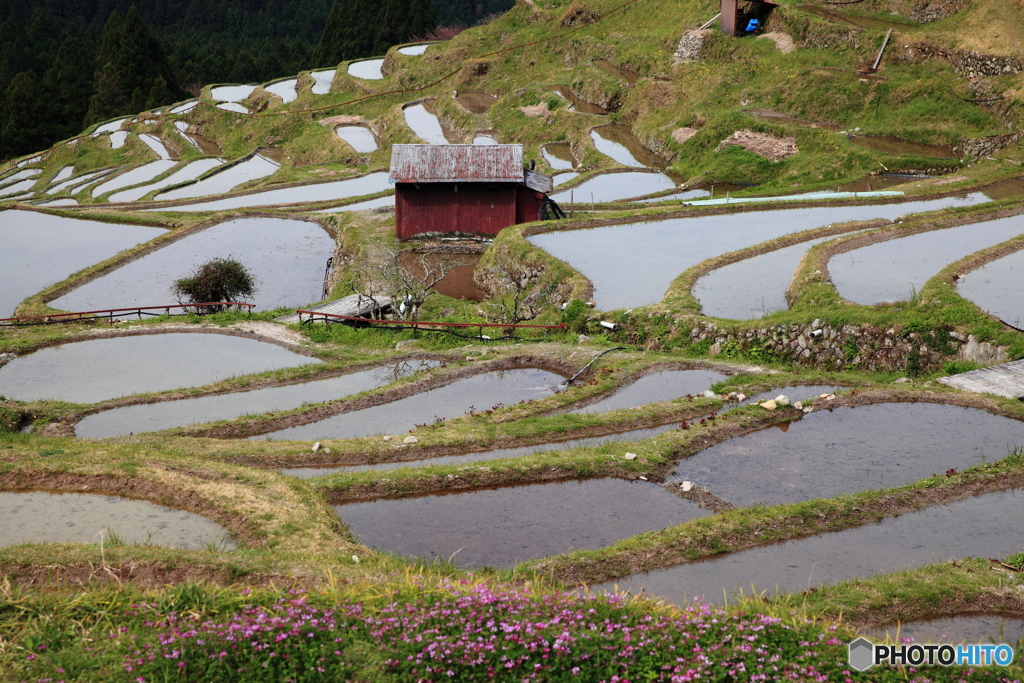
[0,0,513,158]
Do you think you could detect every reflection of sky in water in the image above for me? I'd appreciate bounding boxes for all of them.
[670,403,1024,508]
[0,210,163,317]
[832,214,1024,305]
[0,491,235,549]
[51,217,332,312]
[78,360,440,438]
[592,487,1024,605]
[156,155,279,201]
[0,333,320,403]
[336,478,709,568]
[265,78,297,103]
[348,59,384,80]
[259,368,563,440]
[531,193,992,310]
[551,172,675,203]
[157,172,391,211]
[404,104,447,144]
[957,248,1024,327]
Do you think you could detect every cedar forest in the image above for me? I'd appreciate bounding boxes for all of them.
[0,0,513,159]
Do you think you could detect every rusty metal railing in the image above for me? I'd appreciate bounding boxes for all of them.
[295,309,566,338]
[0,302,254,326]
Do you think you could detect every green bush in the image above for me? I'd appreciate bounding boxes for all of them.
[170,257,258,313]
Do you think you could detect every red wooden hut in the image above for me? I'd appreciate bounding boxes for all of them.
[389,144,554,240]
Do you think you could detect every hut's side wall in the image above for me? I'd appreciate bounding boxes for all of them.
[516,187,547,224]
[396,183,518,239]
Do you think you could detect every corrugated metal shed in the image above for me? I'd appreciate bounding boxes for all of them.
[390,144,525,183]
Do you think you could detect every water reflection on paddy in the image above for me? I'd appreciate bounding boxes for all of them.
[0,210,164,317]
[0,333,321,403]
[592,487,1024,604]
[530,193,991,310]
[336,478,709,568]
[77,359,439,438]
[831,214,1024,305]
[957,248,1024,328]
[51,217,332,311]
[0,491,236,549]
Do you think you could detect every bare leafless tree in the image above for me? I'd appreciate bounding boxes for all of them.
[344,246,466,320]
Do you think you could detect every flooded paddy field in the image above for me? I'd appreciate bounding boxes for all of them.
[831,214,1024,305]
[0,491,236,549]
[310,69,335,94]
[0,210,165,317]
[571,369,728,413]
[694,234,855,319]
[348,59,384,80]
[956,248,1024,328]
[590,125,665,168]
[215,102,249,114]
[154,172,391,211]
[265,78,298,103]
[91,160,178,198]
[551,86,608,114]
[399,252,485,300]
[77,360,439,439]
[864,615,1024,644]
[668,403,1024,508]
[551,171,676,203]
[403,102,456,144]
[281,423,679,478]
[317,194,394,213]
[51,217,332,312]
[397,43,434,55]
[255,368,563,441]
[542,143,575,170]
[335,478,709,568]
[0,333,320,404]
[456,90,496,114]
[154,154,279,202]
[473,134,498,145]
[334,125,378,152]
[210,84,256,101]
[108,159,224,203]
[592,486,1024,604]
[531,193,992,310]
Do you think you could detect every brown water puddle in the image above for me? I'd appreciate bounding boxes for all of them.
[187,132,223,157]
[0,491,236,549]
[335,478,710,568]
[551,86,609,115]
[591,486,1024,604]
[747,108,841,131]
[849,135,958,159]
[398,252,485,301]
[593,59,639,84]
[670,403,1024,508]
[799,5,921,32]
[456,91,497,114]
[543,143,576,170]
[590,125,666,169]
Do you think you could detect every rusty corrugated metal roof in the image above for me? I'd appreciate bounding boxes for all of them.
[390,144,526,183]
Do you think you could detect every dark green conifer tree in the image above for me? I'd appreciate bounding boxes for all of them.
[41,36,94,141]
[373,0,409,55]
[0,70,49,158]
[312,0,348,66]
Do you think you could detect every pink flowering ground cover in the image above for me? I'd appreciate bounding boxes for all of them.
[19,580,1023,682]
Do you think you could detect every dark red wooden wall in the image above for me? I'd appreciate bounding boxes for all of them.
[397,183,544,240]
